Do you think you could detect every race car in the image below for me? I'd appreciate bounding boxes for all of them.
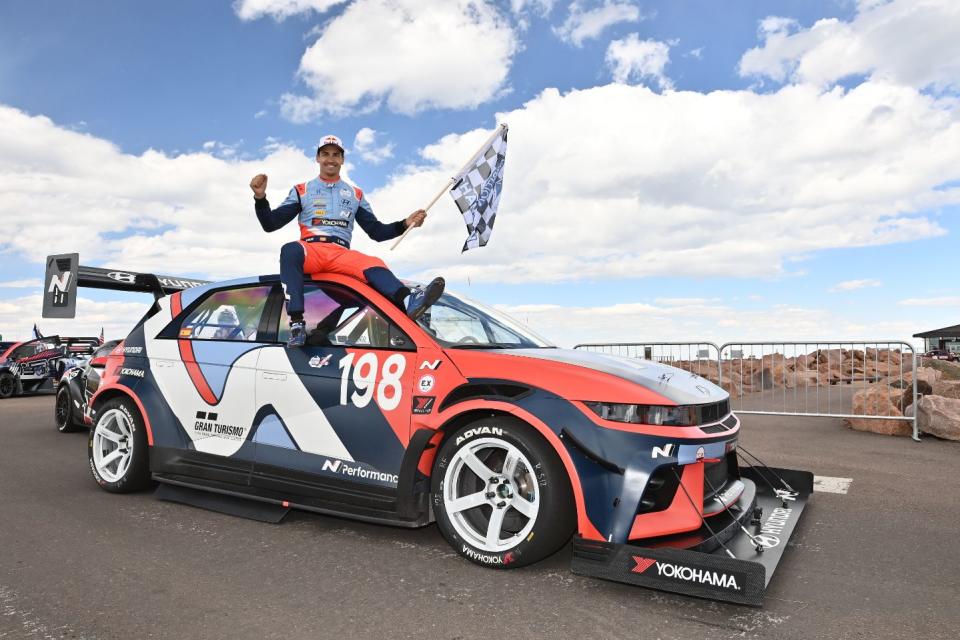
[55,339,122,432]
[0,335,100,399]
[42,255,812,606]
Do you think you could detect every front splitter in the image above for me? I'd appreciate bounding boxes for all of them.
[570,466,813,606]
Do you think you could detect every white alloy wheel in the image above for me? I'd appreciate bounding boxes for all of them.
[92,408,135,483]
[443,437,541,553]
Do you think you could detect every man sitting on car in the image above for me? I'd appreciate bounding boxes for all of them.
[251,134,444,347]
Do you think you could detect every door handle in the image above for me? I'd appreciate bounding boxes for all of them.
[262,372,287,381]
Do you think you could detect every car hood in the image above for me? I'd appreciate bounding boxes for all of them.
[494,348,727,405]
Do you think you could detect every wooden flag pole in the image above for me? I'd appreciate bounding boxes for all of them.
[390,123,507,251]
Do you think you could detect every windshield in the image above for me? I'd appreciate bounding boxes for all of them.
[416,290,554,348]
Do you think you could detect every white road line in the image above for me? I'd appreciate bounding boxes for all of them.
[813,475,852,494]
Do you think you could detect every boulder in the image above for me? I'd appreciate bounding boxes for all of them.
[913,395,960,441]
[904,367,941,386]
[932,380,960,400]
[845,386,912,437]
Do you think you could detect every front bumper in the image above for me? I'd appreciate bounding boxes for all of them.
[571,466,813,606]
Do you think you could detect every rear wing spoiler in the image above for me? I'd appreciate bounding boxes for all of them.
[42,253,211,319]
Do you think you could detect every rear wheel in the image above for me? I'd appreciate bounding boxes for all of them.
[432,416,575,569]
[55,385,82,432]
[88,397,152,493]
[0,372,15,399]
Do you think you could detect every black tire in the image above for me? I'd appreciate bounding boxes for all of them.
[0,372,16,399]
[88,397,153,493]
[55,384,82,432]
[431,416,575,569]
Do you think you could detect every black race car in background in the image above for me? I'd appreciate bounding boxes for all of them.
[0,336,101,399]
[55,339,122,432]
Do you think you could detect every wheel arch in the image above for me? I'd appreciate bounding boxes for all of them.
[403,400,604,540]
[90,384,154,446]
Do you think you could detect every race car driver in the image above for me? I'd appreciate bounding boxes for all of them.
[251,134,444,347]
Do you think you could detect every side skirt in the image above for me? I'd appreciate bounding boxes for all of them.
[152,472,433,529]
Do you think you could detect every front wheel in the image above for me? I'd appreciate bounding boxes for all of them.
[432,417,575,569]
[55,385,82,432]
[0,372,16,399]
[88,397,152,493]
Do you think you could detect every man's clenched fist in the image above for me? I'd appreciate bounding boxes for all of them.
[404,209,427,228]
[250,174,268,199]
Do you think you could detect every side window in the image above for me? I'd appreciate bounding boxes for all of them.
[179,286,271,341]
[279,284,408,349]
[423,303,487,344]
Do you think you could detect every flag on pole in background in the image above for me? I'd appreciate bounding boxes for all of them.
[98,327,105,345]
[32,323,43,339]
[450,124,508,252]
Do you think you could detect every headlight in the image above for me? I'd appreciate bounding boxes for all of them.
[584,402,697,426]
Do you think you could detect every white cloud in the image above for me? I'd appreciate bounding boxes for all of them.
[554,0,642,47]
[254,109,268,119]
[233,0,345,21]
[899,296,960,307]
[739,1,960,91]
[829,278,882,292]
[606,35,673,88]
[352,127,394,165]
[0,104,317,283]
[0,279,41,288]
[280,0,518,120]
[0,294,151,342]
[367,80,960,286]
[511,0,555,15]
[496,298,923,348]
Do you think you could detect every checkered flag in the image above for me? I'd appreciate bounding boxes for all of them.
[450,124,508,252]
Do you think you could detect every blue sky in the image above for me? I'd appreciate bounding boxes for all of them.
[1,0,958,346]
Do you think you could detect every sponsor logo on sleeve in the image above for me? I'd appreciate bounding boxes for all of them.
[412,396,435,414]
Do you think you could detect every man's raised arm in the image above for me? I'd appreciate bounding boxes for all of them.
[250,174,301,232]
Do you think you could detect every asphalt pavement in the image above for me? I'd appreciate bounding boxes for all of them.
[1,393,957,640]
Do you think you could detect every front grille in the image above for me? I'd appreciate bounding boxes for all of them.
[703,457,729,499]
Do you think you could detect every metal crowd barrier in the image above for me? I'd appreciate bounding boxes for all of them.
[573,341,920,441]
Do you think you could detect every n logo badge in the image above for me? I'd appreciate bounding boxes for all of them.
[43,253,79,318]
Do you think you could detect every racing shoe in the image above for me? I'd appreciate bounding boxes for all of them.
[287,321,306,348]
[406,277,445,321]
